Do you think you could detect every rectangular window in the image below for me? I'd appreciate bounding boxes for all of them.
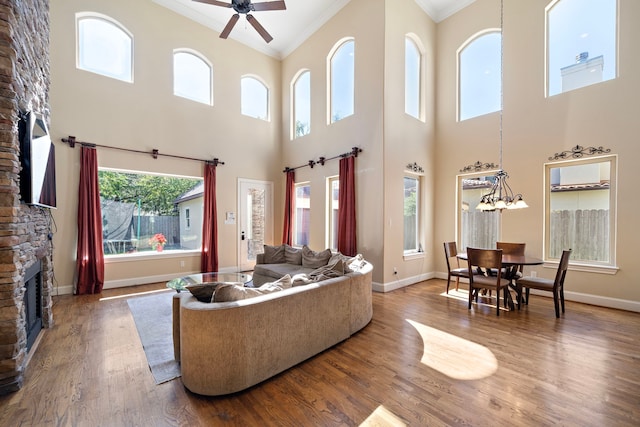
[99,169,203,255]
[293,183,310,247]
[327,176,339,251]
[545,155,616,267]
[404,176,420,253]
[458,173,500,251]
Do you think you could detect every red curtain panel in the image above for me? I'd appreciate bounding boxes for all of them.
[201,162,219,272]
[338,156,357,256]
[282,169,295,245]
[75,146,104,295]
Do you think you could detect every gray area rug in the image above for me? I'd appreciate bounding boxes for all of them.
[127,291,181,384]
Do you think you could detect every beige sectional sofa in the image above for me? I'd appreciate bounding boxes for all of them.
[172,259,372,396]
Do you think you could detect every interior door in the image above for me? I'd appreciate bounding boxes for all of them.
[238,179,273,272]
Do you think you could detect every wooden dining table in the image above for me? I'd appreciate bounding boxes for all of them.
[457,252,543,310]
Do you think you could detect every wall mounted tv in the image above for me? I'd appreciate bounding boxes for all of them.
[19,111,57,209]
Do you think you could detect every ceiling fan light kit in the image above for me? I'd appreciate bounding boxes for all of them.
[193,0,286,43]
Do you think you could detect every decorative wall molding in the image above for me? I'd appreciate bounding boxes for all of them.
[459,160,498,173]
[548,145,612,161]
[406,162,424,173]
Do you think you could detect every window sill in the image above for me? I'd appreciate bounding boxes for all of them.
[403,252,425,261]
[104,249,200,264]
[543,261,619,275]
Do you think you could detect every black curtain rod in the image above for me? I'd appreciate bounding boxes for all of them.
[61,136,225,166]
[283,146,362,173]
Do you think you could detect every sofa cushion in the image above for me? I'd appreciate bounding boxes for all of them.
[284,245,302,265]
[186,283,227,302]
[263,244,286,263]
[212,275,291,302]
[302,245,332,268]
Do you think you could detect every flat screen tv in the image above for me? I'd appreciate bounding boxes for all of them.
[19,111,57,209]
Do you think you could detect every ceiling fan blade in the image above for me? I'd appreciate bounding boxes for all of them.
[246,14,273,43]
[251,1,286,12]
[219,14,240,39]
[192,0,233,8]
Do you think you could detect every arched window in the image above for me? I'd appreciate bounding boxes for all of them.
[405,35,424,121]
[328,38,355,124]
[76,13,133,82]
[546,0,617,96]
[173,49,213,105]
[292,70,311,139]
[458,30,501,121]
[241,76,269,121]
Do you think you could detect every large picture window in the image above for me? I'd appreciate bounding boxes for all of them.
[76,13,133,82]
[99,169,203,255]
[545,156,617,267]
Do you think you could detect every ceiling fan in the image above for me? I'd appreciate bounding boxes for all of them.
[193,0,287,43]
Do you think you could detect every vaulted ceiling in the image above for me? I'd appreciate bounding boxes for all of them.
[153,0,476,58]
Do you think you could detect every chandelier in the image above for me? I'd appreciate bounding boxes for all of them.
[476,0,527,212]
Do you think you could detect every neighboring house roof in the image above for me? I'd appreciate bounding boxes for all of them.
[461,178,494,190]
[551,181,610,192]
[174,181,204,204]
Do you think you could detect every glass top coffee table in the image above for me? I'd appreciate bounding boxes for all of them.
[166,272,253,293]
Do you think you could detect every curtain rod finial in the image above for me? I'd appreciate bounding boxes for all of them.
[62,136,76,147]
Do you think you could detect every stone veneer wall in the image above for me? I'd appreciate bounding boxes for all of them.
[0,0,54,395]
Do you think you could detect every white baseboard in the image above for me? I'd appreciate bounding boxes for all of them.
[373,272,435,293]
[529,289,640,313]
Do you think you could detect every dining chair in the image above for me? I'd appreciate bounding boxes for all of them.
[496,242,526,280]
[466,248,512,316]
[443,242,469,293]
[517,250,571,318]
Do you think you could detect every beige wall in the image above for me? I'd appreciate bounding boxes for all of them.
[50,0,281,292]
[280,0,387,283]
[434,0,640,308]
[382,0,437,287]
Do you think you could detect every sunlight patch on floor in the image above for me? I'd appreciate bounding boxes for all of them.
[99,288,171,302]
[406,319,498,380]
[359,405,406,427]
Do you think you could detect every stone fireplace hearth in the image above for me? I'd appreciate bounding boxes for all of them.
[0,0,55,395]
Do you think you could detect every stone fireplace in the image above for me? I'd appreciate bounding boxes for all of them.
[0,0,54,395]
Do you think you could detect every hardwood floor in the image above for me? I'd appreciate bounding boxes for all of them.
[1,279,639,426]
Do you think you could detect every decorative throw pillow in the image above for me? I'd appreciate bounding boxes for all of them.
[309,259,345,281]
[263,244,286,264]
[346,254,366,272]
[186,283,225,302]
[301,245,332,268]
[284,245,303,265]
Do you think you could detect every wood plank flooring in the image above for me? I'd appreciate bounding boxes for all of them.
[1,279,639,426]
